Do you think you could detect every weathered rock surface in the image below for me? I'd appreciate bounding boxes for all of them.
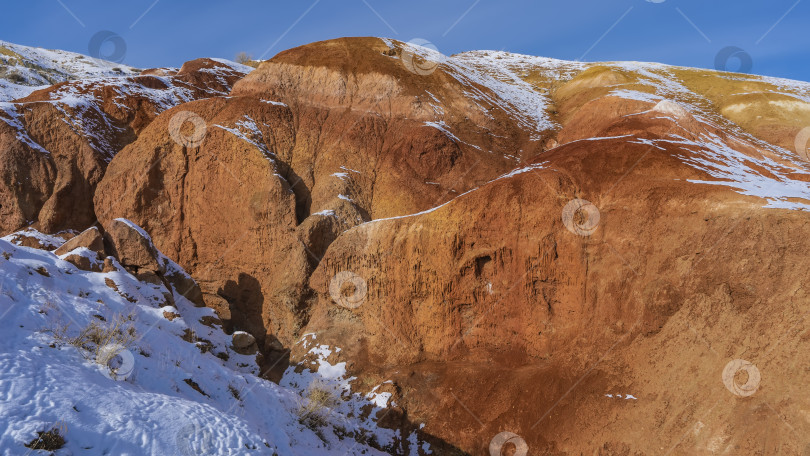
[300,52,810,453]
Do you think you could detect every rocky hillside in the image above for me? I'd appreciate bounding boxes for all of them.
[2,37,810,455]
[0,222,409,455]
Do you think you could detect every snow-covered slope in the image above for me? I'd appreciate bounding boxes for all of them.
[447,49,585,138]
[0,231,397,456]
[449,48,810,210]
[0,40,139,101]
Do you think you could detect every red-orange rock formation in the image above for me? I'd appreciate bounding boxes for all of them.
[0,58,251,235]
[93,38,544,359]
[11,37,810,454]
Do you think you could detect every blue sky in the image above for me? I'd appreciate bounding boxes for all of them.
[2,0,808,81]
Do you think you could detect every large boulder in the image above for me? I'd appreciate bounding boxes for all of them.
[104,218,163,274]
[53,226,106,272]
[54,226,104,257]
[102,218,204,307]
[231,330,258,355]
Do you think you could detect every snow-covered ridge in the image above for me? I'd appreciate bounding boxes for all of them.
[0,59,252,159]
[383,38,810,149]
[0,75,198,159]
[208,58,256,75]
[0,39,139,101]
[660,133,810,210]
[437,48,576,139]
[387,42,810,212]
[377,40,580,155]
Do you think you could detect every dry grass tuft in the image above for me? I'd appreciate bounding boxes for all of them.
[25,424,66,451]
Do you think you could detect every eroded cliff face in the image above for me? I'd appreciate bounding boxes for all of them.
[93,38,548,361]
[306,110,810,453]
[0,58,251,234]
[10,37,810,454]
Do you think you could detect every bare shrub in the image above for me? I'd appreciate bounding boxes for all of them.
[44,313,137,376]
[295,380,339,429]
[235,51,260,68]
